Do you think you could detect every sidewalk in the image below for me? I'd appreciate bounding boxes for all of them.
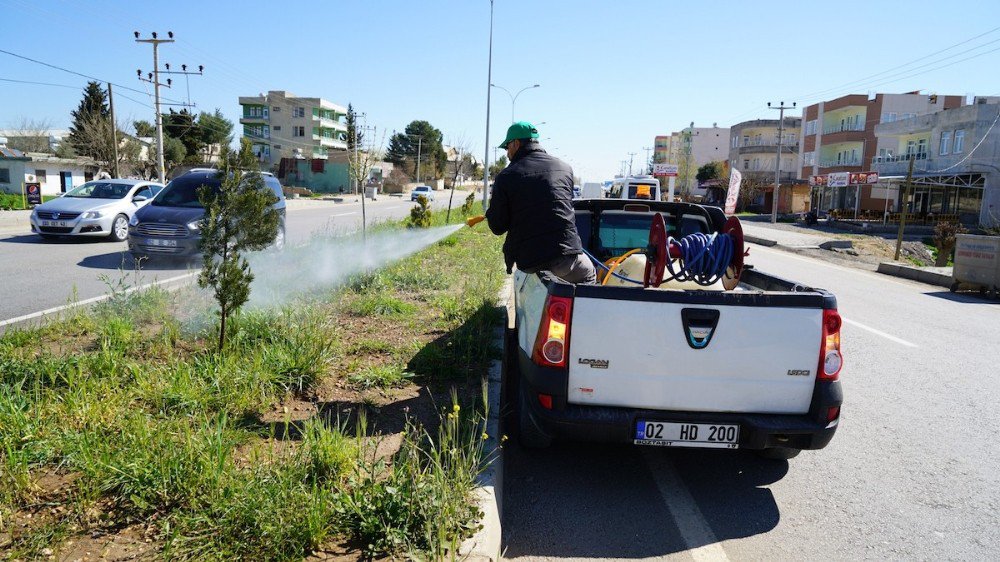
[0,210,32,235]
[739,216,958,288]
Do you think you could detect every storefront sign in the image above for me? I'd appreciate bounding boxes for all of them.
[24,182,42,206]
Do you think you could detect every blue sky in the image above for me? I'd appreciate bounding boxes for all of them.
[2,0,1000,182]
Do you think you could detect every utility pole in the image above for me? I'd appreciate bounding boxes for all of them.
[627,152,636,177]
[416,136,423,183]
[136,31,202,183]
[683,122,693,200]
[768,101,796,223]
[894,154,916,261]
[482,0,494,211]
[107,83,120,178]
[642,146,653,174]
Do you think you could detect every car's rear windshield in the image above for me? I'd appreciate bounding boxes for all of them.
[63,182,131,199]
[153,176,222,208]
[595,211,709,258]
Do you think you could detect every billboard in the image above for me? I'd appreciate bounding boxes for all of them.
[849,171,879,185]
[827,172,850,188]
[25,182,42,206]
[653,163,679,177]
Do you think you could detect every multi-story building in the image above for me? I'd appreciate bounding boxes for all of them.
[727,117,805,212]
[653,124,729,198]
[238,91,348,168]
[873,98,1000,226]
[800,92,964,213]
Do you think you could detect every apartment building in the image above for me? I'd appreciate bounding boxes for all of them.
[727,117,806,212]
[799,91,964,213]
[238,91,349,168]
[873,98,1000,226]
[653,124,729,198]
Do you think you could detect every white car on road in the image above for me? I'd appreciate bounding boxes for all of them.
[30,179,163,241]
[410,185,435,202]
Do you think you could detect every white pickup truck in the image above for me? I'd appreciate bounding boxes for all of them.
[503,199,844,459]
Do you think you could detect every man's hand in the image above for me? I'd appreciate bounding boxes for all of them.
[466,215,486,227]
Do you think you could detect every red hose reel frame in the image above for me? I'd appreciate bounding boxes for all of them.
[642,213,747,289]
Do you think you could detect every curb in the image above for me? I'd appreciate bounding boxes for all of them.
[743,234,777,247]
[877,261,953,288]
[459,280,511,561]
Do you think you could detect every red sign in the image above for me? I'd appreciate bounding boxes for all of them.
[809,175,827,187]
[849,171,879,185]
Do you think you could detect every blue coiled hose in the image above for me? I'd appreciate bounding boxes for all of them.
[583,232,734,287]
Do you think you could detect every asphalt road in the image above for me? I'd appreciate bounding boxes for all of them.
[0,191,471,324]
[502,243,1000,560]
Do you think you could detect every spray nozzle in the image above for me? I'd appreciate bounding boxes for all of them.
[466,215,486,228]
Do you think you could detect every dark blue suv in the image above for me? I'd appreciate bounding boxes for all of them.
[128,169,286,260]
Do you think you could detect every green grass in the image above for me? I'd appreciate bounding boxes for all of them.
[348,292,417,317]
[0,201,503,559]
[347,364,414,390]
[0,193,59,211]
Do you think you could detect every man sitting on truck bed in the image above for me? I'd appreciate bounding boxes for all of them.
[485,121,596,284]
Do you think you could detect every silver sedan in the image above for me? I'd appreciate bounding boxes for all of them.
[30,179,163,241]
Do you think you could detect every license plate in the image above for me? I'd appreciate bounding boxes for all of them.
[634,421,740,449]
[146,238,178,247]
[42,220,68,227]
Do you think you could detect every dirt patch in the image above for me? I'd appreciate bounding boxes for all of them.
[55,524,158,562]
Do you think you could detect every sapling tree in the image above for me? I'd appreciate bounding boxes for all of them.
[197,139,280,350]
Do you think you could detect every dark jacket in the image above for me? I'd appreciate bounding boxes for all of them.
[485,143,582,273]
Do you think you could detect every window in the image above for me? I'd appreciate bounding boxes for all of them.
[804,151,815,166]
[274,144,282,149]
[731,135,737,148]
[882,112,897,123]
[743,159,750,169]
[293,107,305,118]
[293,126,305,137]
[917,138,928,157]
[805,120,817,135]
[35,169,47,183]
[272,106,280,112]
[0,168,9,183]
[954,129,965,153]
[939,131,952,155]
[273,125,281,131]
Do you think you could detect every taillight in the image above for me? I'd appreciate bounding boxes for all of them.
[818,309,843,381]
[532,295,573,368]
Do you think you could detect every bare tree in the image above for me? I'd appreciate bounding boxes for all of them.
[446,134,474,222]
[348,128,387,238]
[5,118,54,153]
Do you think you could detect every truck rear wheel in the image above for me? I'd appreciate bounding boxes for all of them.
[756,447,801,460]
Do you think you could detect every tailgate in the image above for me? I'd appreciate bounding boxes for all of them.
[567,295,822,414]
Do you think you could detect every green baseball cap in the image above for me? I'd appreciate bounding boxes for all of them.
[499,121,539,149]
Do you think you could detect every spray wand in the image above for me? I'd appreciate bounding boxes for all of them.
[466,215,486,227]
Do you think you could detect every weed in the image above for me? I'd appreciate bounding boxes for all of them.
[408,195,432,228]
[347,364,414,390]
[349,293,417,317]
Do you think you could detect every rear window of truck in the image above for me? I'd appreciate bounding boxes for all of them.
[595,211,711,258]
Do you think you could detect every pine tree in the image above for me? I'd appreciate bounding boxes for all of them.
[197,139,281,351]
[346,103,363,151]
[67,81,111,159]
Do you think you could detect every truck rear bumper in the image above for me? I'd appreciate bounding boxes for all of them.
[517,351,841,450]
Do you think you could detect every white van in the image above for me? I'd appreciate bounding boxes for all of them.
[581,182,605,199]
[607,175,661,201]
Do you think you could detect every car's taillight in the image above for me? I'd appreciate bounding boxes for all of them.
[532,295,573,368]
[818,309,843,381]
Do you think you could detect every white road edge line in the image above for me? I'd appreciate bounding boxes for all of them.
[643,449,731,562]
[842,317,917,348]
[0,272,197,329]
[331,211,358,217]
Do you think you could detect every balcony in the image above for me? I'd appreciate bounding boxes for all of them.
[312,115,347,131]
[870,153,929,175]
[819,158,862,168]
[738,144,797,155]
[243,129,270,140]
[314,135,347,149]
[822,123,864,135]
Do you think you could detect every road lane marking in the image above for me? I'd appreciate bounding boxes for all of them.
[841,317,917,348]
[331,211,358,217]
[0,272,197,329]
[642,450,731,562]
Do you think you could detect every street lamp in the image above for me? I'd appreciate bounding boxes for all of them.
[490,83,540,124]
[483,0,494,210]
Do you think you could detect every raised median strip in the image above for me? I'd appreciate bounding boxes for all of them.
[877,261,953,288]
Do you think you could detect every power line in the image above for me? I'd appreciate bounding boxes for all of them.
[0,47,185,104]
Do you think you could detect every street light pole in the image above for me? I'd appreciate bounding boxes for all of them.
[482,0,494,211]
[490,83,540,124]
[768,101,796,223]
